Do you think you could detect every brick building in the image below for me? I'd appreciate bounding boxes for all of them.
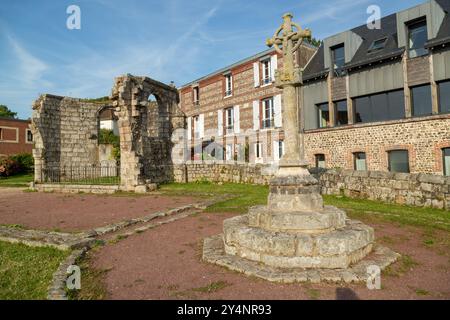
[0,117,33,157]
[179,0,450,176]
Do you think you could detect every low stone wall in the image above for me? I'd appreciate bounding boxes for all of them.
[174,162,449,210]
[34,184,120,194]
[318,169,450,210]
[173,161,276,185]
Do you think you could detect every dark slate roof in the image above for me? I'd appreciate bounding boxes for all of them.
[427,0,450,47]
[303,0,450,81]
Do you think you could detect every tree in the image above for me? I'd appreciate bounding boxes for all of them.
[308,37,323,48]
[0,105,17,119]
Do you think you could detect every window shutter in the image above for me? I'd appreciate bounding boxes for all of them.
[253,100,260,131]
[253,62,260,87]
[234,105,240,134]
[199,114,204,139]
[187,117,192,140]
[217,110,223,136]
[270,54,278,81]
[274,94,282,128]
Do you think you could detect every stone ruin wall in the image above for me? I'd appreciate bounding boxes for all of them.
[32,94,107,181]
[32,75,187,191]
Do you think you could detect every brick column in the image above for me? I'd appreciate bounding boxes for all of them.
[402,53,412,118]
[345,74,354,124]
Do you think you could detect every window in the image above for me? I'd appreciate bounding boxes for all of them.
[225,107,234,132]
[411,84,432,117]
[193,116,200,139]
[0,128,2,141]
[354,152,367,171]
[368,38,387,53]
[316,102,330,128]
[262,97,274,129]
[438,81,450,114]
[262,59,272,85]
[354,89,405,123]
[388,150,410,173]
[193,86,200,105]
[278,141,284,159]
[26,129,33,143]
[225,74,233,97]
[331,44,345,76]
[335,100,348,126]
[443,148,450,176]
[408,19,428,58]
[315,154,326,169]
[255,142,263,161]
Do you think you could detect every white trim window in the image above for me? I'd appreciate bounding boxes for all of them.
[262,97,274,129]
[261,58,271,85]
[225,107,234,134]
[26,129,33,143]
[226,144,233,161]
[193,86,200,106]
[225,73,233,97]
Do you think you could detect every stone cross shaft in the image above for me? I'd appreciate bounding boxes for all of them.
[267,13,311,174]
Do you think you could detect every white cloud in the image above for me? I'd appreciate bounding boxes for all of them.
[6,34,52,88]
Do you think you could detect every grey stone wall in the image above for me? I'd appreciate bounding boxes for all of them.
[174,162,449,210]
[319,168,450,210]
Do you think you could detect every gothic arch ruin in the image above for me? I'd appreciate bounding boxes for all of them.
[32,75,186,192]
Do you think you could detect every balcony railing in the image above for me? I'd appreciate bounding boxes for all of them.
[262,118,274,129]
[262,76,272,85]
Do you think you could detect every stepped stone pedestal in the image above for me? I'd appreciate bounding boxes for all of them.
[203,173,399,283]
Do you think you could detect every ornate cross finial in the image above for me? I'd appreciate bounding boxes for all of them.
[266,13,311,84]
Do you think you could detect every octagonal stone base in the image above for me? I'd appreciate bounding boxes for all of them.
[224,214,375,269]
[203,235,399,284]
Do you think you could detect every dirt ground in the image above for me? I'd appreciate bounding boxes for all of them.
[0,188,197,232]
[89,211,450,300]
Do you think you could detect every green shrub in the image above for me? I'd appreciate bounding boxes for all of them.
[0,153,33,177]
[98,129,120,162]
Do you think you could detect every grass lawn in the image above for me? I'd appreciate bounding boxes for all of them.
[159,182,268,214]
[0,241,69,300]
[160,182,450,231]
[0,174,33,188]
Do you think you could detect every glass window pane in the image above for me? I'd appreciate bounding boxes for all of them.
[354,152,367,171]
[371,93,389,122]
[439,81,450,114]
[335,100,348,125]
[444,148,450,176]
[412,85,432,116]
[315,154,325,168]
[354,96,371,123]
[408,20,428,58]
[387,90,406,120]
[316,103,329,128]
[332,45,345,69]
[389,150,410,173]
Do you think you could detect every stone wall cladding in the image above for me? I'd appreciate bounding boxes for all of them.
[304,115,450,174]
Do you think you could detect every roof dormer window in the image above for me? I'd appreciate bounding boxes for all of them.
[408,19,428,58]
[368,37,387,53]
[331,44,345,76]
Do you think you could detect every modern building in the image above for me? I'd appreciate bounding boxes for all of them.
[0,117,33,157]
[179,0,450,176]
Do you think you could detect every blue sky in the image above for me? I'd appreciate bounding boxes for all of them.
[0,0,424,119]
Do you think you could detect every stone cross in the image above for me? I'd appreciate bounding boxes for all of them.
[267,13,311,175]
